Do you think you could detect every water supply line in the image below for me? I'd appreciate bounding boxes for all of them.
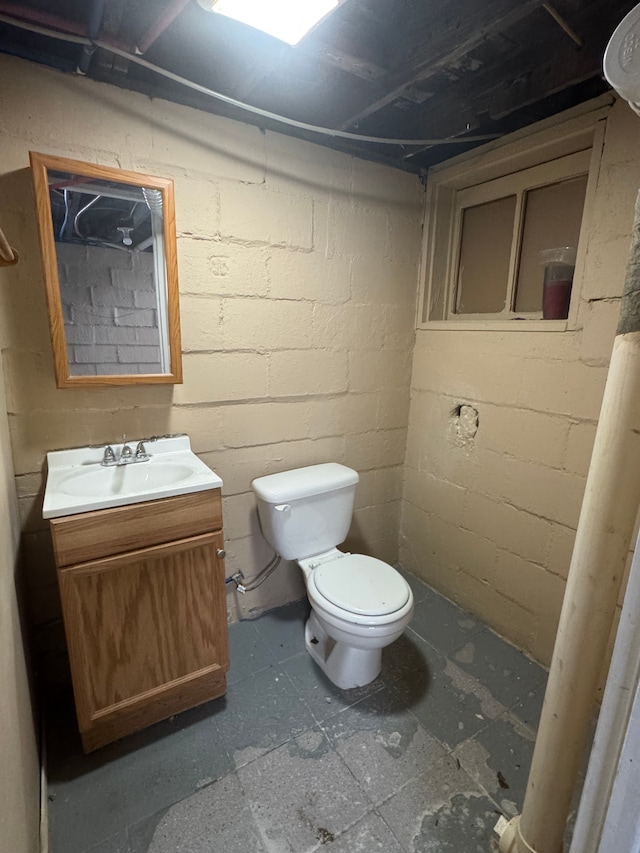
[225,552,282,594]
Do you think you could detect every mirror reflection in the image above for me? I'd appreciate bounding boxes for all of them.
[30,153,182,387]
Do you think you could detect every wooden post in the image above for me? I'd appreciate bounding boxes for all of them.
[498,191,640,853]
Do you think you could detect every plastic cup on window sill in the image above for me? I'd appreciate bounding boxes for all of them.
[539,246,576,320]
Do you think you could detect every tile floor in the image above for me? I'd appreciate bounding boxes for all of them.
[46,570,550,853]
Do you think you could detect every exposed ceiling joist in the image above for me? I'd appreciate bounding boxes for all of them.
[338,0,545,129]
[0,0,632,174]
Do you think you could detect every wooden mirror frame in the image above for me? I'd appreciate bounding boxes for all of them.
[30,152,182,387]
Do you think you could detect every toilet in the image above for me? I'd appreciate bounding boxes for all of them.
[251,463,414,689]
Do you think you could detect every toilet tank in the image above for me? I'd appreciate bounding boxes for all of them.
[251,463,359,561]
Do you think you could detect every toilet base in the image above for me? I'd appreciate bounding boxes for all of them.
[304,611,382,690]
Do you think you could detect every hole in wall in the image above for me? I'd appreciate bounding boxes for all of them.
[449,403,479,447]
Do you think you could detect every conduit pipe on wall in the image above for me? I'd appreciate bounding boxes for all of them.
[497,189,640,853]
[0,225,18,266]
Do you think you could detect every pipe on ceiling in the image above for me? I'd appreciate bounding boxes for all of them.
[0,38,78,72]
[0,0,88,36]
[0,11,500,147]
[136,0,192,54]
[77,0,106,75]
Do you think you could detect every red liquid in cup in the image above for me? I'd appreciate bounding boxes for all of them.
[543,279,572,320]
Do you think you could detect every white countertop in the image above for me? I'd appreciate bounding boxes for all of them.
[42,435,222,519]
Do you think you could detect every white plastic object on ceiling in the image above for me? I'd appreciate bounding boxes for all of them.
[604,3,640,117]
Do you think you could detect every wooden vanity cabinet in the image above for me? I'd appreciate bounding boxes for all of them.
[49,489,229,752]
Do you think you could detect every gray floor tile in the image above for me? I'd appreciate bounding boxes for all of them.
[384,789,502,853]
[330,811,404,852]
[227,619,276,685]
[396,565,430,604]
[509,684,547,731]
[253,598,310,663]
[129,773,267,853]
[237,728,370,852]
[214,665,315,768]
[283,651,385,725]
[47,579,548,853]
[48,694,232,853]
[450,627,547,710]
[378,751,494,852]
[409,585,485,655]
[454,713,536,815]
[86,831,131,853]
[386,630,508,749]
[321,688,448,805]
[381,628,432,689]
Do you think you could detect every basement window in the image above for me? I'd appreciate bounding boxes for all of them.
[418,107,608,331]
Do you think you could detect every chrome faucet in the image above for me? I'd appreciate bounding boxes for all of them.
[134,441,149,461]
[100,436,150,467]
[101,445,116,466]
[120,438,133,463]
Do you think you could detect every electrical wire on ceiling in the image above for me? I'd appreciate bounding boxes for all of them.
[0,11,501,148]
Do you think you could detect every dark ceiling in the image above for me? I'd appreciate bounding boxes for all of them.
[0,0,635,174]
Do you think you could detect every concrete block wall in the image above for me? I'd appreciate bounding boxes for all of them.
[3,53,639,673]
[0,54,423,628]
[401,100,640,666]
[58,243,161,375]
[0,345,39,850]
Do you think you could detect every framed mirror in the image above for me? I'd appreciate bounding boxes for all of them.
[30,152,182,387]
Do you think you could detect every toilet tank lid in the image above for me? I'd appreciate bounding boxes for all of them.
[251,463,359,503]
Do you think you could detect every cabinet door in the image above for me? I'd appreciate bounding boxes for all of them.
[58,532,229,751]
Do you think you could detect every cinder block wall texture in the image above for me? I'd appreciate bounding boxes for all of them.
[0,353,39,848]
[0,54,423,627]
[3,52,640,672]
[401,100,640,666]
[58,244,161,375]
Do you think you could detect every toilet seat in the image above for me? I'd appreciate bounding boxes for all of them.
[302,551,412,626]
[313,554,410,616]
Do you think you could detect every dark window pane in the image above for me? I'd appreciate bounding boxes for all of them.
[455,195,516,314]
[515,175,588,313]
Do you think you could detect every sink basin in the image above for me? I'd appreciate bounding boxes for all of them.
[58,459,197,498]
[43,436,222,518]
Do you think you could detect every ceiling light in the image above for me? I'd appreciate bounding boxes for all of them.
[198,0,339,46]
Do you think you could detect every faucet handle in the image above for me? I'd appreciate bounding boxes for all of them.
[101,445,116,466]
[135,441,148,460]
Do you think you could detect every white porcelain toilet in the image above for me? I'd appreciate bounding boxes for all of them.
[251,463,414,689]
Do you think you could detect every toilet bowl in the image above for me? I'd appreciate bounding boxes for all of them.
[251,464,414,689]
[299,549,414,688]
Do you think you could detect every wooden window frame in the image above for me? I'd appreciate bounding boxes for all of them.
[417,101,611,332]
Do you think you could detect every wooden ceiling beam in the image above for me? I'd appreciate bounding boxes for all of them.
[230,12,388,108]
[383,4,619,168]
[410,77,609,171]
[302,43,387,83]
[337,0,545,129]
[391,0,625,148]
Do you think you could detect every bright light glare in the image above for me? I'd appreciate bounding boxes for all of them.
[211,0,339,45]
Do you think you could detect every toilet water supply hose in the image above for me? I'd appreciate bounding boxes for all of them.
[225,552,281,594]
